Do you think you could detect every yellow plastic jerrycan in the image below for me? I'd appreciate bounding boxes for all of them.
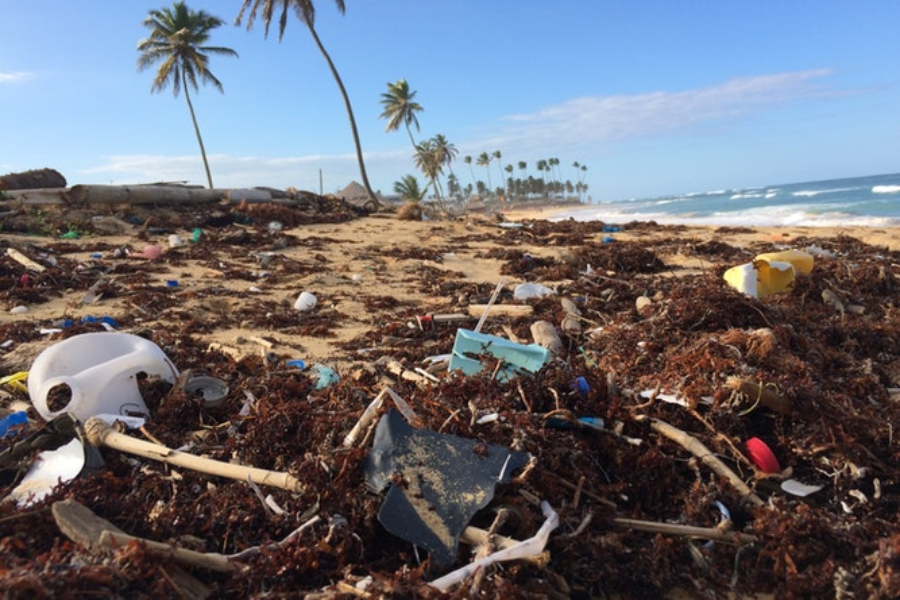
[754,250,814,275]
[723,249,814,298]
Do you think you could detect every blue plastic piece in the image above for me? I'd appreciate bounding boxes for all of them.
[449,329,550,381]
[311,364,340,390]
[285,359,306,369]
[0,411,28,439]
[572,376,590,398]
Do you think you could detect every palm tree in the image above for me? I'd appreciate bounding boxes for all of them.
[236,0,379,206]
[414,139,443,202]
[476,152,492,193]
[137,2,237,189]
[431,134,457,198]
[492,150,504,198]
[463,155,476,193]
[393,174,427,202]
[379,79,423,149]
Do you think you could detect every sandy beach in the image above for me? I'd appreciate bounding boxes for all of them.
[2,198,900,597]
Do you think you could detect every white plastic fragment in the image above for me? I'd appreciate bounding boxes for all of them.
[428,500,560,592]
[513,282,555,301]
[6,438,85,507]
[780,478,824,497]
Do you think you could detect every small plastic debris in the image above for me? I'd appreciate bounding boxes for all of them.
[140,244,163,260]
[781,478,825,497]
[190,228,203,243]
[294,291,317,312]
[6,437,85,507]
[365,409,530,565]
[183,375,230,409]
[0,411,28,438]
[165,280,179,287]
[168,234,184,248]
[745,437,781,473]
[10,305,27,314]
[311,364,339,389]
[285,359,306,369]
[513,282,555,300]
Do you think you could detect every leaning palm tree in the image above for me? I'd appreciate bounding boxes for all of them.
[414,138,443,203]
[431,134,457,198]
[236,0,379,207]
[137,1,237,189]
[379,79,423,149]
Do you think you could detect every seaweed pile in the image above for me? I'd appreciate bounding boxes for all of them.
[1,204,899,598]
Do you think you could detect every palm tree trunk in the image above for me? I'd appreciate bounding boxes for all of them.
[182,71,214,189]
[306,23,380,208]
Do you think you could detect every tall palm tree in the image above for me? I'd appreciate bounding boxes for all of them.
[236,0,379,206]
[463,155,476,192]
[431,134,457,197]
[379,79,423,149]
[476,152,492,193]
[137,2,237,189]
[414,138,443,202]
[492,150,504,197]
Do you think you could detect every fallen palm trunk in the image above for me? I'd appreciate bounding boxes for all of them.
[84,417,303,493]
[68,184,226,205]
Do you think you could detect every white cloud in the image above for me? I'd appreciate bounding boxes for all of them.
[486,69,841,152]
[0,71,34,83]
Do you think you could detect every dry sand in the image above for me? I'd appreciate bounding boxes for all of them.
[2,208,898,372]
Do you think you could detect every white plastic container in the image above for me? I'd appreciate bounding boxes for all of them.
[294,291,317,312]
[28,332,179,422]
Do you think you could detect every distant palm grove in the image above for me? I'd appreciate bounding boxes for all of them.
[138,2,589,208]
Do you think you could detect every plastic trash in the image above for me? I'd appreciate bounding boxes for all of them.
[6,437,85,507]
[168,234,184,248]
[28,332,179,422]
[513,282,555,301]
[294,291,317,312]
[311,364,339,390]
[723,249,814,298]
[190,228,203,243]
[449,329,550,381]
[745,437,780,473]
[0,411,28,438]
[365,409,530,565]
[183,375,230,410]
[140,244,163,260]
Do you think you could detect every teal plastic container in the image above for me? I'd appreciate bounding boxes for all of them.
[449,329,550,381]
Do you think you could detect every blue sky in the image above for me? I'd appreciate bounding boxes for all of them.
[1,1,898,201]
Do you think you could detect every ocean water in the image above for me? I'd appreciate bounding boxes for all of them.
[554,172,900,227]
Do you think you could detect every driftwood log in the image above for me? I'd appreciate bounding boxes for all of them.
[0,168,66,190]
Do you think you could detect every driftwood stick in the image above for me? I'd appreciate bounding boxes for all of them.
[84,417,303,493]
[636,415,765,507]
[613,517,757,545]
[6,247,46,272]
[726,376,791,415]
